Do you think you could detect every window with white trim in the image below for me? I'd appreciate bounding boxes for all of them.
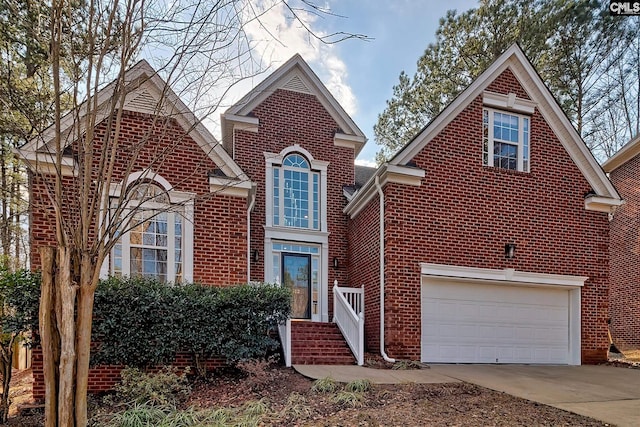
[483,108,530,172]
[273,154,320,230]
[111,182,188,283]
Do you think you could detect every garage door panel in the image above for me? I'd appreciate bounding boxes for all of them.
[422,280,570,364]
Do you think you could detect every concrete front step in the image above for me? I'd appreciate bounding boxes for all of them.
[290,321,356,365]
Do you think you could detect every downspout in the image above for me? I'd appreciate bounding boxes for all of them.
[375,175,395,363]
[247,191,256,283]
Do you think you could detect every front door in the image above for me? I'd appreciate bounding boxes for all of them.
[282,253,311,319]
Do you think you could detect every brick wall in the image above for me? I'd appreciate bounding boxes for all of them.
[31,347,225,401]
[349,69,610,363]
[347,197,381,353]
[233,88,355,316]
[609,155,640,350]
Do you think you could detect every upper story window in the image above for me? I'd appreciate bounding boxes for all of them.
[111,180,192,283]
[483,108,530,172]
[273,154,320,230]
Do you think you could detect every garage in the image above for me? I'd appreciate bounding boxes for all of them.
[420,264,584,365]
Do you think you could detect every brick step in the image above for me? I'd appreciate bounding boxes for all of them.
[292,355,355,365]
[289,321,356,365]
[292,335,348,341]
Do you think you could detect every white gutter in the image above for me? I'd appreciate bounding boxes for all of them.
[247,192,256,283]
[375,175,395,363]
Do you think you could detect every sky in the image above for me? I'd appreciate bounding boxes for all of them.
[224,0,480,166]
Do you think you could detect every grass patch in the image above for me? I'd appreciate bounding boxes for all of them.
[311,376,338,393]
[333,390,365,408]
[345,378,372,393]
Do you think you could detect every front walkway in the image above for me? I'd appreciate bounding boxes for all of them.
[293,364,458,384]
[294,364,640,427]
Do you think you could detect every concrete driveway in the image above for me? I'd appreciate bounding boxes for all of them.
[430,365,640,427]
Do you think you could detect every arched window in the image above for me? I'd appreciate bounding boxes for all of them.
[273,154,319,230]
[111,181,188,283]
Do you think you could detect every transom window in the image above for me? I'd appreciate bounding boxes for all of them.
[483,109,530,172]
[273,154,320,230]
[111,182,186,283]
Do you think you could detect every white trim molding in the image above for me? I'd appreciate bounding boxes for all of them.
[344,163,425,218]
[603,134,640,173]
[421,263,587,288]
[483,91,536,114]
[421,263,584,365]
[14,149,76,177]
[264,145,329,230]
[584,195,625,215]
[102,173,195,283]
[209,176,253,198]
[334,133,366,152]
[223,113,259,133]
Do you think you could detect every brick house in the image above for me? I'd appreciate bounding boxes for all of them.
[603,135,640,351]
[20,43,621,398]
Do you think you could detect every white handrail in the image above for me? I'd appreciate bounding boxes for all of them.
[333,281,364,365]
[278,318,291,367]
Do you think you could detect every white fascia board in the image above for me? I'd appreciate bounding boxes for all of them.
[385,164,425,186]
[209,176,253,198]
[421,263,587,288]
[602,134,640,173]
[223,114,259,133]
[14,148,76,177]
[263,225,330,244]
[344,164,425,218]
[334,133,366,152]
[343,187,355,202]
[584,196,626,213]
[483,91,536,114]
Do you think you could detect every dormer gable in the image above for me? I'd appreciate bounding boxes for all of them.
[16,60,251,196]
[221,54,366,156]
[389,44,621,213]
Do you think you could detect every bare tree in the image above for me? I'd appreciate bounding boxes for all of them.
[12,1,363,426]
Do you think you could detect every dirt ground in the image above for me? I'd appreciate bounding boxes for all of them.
[9,353,640,426]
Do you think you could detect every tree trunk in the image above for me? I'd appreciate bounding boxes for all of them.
[55,246,76,427]
[0,339,14,424]
[74,257,97,427]
[39,246,59,427]
[1,143,8,269]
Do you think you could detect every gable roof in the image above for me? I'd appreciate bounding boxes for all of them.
[221,54,367,156]
[16,60,248,183]
[390,44,620,204]
[602,134,640,173]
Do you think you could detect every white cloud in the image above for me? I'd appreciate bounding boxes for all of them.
[238,0,357,114]
[354,158,377,168]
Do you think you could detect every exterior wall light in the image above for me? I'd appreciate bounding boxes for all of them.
[333,257,339,269]
[505,243,516,259]
[253,249,259,262]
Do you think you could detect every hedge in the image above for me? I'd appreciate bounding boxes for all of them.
[91,277,291,369]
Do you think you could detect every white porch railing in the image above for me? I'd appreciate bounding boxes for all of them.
[278,318,292,367]
[333,280,365,365]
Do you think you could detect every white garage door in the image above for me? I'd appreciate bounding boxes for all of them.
[421,279,570,364]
